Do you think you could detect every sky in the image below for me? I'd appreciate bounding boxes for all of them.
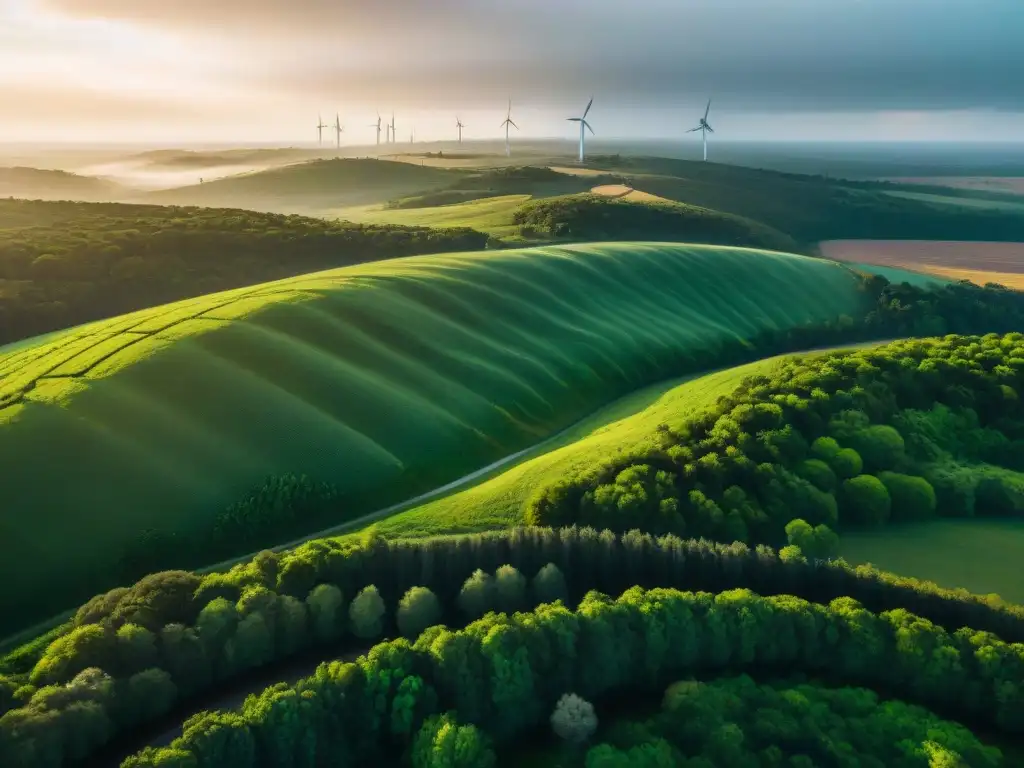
[1,0,1023,144]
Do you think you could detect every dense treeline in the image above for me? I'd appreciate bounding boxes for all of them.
[528,332,1024,554]
[579,675,1001,767]
[0,199,488,346]
[116,585,1024,768]
[512,194,801,254]
[8,523,1024,766]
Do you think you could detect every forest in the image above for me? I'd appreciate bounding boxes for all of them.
[0,200,487,346]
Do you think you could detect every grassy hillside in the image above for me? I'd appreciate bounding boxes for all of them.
[372,352,833,538]
[0,242,866,632]
[513,193,801,252]
[147,158,468,214]
[0,198,486,346]
[0,166,128,201]
[340,194,531,239]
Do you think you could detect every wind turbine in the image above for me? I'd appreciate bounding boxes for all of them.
[333,113,344,149]
[456,117,465,144]
[567,97,594,163]
[390,113,396,144]
[500,99,518,157]
[687,98,714,161]
[316,113,328,146]
[369,112,382,146]
[385,118,391,144]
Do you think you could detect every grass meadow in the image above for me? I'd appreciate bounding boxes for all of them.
[338,194,530,239]
[840,519,1024,604]
[0,241,865,626]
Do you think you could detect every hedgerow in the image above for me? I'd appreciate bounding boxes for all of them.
[118,585,1024,767]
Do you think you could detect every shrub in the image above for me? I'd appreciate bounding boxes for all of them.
[457,570,495,621]
[845,425,906,472]
[551,693,598,745]
[841,475,892,527]
[795,458,837,492]
[784,519,839,560]
[306,583,345,642]
[493,565,527,614]
[397,587,442,639]
[809,436,841,463]
[878,472,937,522]
[349,586,386,640]
[532,563,569,606]
[830,448,864,480]
[412,713,496,768]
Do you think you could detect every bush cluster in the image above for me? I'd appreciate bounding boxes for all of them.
[8,522,1024,766]
[0,199,488,345]
[585,675,1000,767]
[527,333,1024,550]
[119,584,1024,767]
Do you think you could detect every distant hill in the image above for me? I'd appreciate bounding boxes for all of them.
[0,167,128,202]
[147,157,469,214]
[0,198,487,345]
[587,156,1024,246]
[513,193,800,253]
[128,148,318,169]
[385,165,624,210]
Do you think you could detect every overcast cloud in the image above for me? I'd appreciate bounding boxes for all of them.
[3,0,1023,141]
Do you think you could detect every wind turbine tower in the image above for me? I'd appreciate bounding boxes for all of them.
[686,98,715,161]
[500,99,518,157]
[390,113,396,144]
[456,117,465,144]
[369,113,383,146]
[333,113,344,149]
[567,97,594,163]
[316,113,328,146]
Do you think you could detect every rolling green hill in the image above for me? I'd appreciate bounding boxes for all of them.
[0,242,866,632]
[146,158,468,214]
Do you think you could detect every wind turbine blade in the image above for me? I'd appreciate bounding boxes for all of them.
[706,125,714,133]
[686,126,701,132]
[567,117,581,122]
[509,120,518,130]
[584,120,594,135]
[704,98,712,120]
[583,97,593,118]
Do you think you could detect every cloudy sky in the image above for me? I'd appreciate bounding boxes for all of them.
[2,0,1023,144]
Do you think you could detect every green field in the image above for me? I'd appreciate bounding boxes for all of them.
[339,194,530,239]
[840,519,1024,604]
[0,241,867,630]
[371,353,823,538]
